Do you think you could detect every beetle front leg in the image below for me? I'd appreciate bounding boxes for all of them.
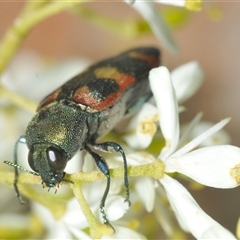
[13,135,27,205]
[91,141,131,207]
[84,145,114,231]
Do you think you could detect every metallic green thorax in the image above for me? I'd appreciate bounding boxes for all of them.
[26,102,99,159]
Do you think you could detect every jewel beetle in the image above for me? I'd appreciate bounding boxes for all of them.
[5,47,160,229]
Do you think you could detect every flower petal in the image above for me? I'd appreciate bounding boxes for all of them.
[0,213,29,229]
[155,0,186,7]
[129,1,178,53]
[135,177,156,212]
[105,195,129,221]
[126,152,156,166]
[178,112,203,148]
[68,226,91,239]
[46,222,73,239]
[124,102,158,149]
[63,198,89,229]
[149,67,179,159]
[171,61,204,104]
[182,121,231,147]
[166,145,240,188]
[237,218,240,239]
[125,0,135,4]
[171,118,230,158]
[102,226,147,239]
[160,175,236,239]
[1,51,89,101]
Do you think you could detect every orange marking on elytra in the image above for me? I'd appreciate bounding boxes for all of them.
[129,52,159,68]
[38,88,62,110]
[94,66,136,85]
[74,86,100,106]
[73,67,136,111]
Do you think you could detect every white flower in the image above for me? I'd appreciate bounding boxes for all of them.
[125,0,178,53]
[124,61,204,150]
[1,51,90,102]
[2,52,237,239]
[148,66,238,238]
[160,175,236,239]
[32,198,91,239]
[181,119,231,147]
[171,61,204,104]
[125,0,202,53]
[123,102,158,149]
[102,226,147,239]
[32,183,144,239]
[117,66,238,238]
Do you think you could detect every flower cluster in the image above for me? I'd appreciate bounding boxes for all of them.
[0,0,239,239]
[2,51,239,239]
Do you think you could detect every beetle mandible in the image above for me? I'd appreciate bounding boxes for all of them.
[5,47,160,229]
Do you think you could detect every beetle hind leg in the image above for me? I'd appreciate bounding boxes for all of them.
[85,145,114,231]
[91,141,131,207]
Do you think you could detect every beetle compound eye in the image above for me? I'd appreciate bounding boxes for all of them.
[46,147,67,173]
[28,146,38,172]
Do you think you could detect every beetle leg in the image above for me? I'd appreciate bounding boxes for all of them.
[91,141,131,207]
[85,145,114,231]
[13,135,27,205]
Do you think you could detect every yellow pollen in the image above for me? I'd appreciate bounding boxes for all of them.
[230,163,240,185]
[138,114,158,136]
[185,0,202,11]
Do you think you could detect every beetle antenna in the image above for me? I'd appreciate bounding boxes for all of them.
[4,161,39,176]
[4,160,39,205]
[62,178,74,184]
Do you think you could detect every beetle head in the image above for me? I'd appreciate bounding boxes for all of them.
[28,143,68,188]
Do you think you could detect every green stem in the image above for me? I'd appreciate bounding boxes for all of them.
[72,5,151,38]
[69,159,165,184]
[1,158,164,237]
[1,159,165,189]
[0,85,37,113]
[0,0,85,74]
[20,1,49,16]
[71,184,113,238]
